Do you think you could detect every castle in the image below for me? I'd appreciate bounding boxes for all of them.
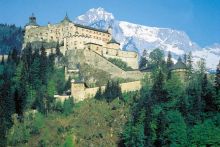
[23,14,138,69]
[23,14,188,103]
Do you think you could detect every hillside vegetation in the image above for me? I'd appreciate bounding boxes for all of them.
[7,97,138,147]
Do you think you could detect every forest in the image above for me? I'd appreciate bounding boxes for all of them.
[121,50,220,146]
[0,23,220,146]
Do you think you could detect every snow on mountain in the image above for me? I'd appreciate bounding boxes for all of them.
[75,8,219,69]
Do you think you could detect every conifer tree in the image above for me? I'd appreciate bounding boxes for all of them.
[40,45,48,85]
[55,42,62,57]
[166,51,174,79]
[187,51,193,78]
[95,87,103,100]
[201,74,216,112]
[183,53,187,65]
[215,61,220,92]
[11,47,18,64]
[139,50,148,69]
[139,56,147,69]
[151,70,167,103]
[22,43,33,72]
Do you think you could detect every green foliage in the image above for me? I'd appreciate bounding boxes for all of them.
[64,135,74,147]
[7,115,30,146]
[30,112,45,134]
[94,87,103,100]
[63,97,74,116]
[187,51,193,78]
[94,80,122,102]
[108,58,133,71]
[164,111,188,147]
[166,51,174,79]
[122,49,220,146]
[191,119,220,146]
[123,122,145,147]
[103,80,122,102]
[139,57,147,69]
[165,75,184,108]
[149,48,165,69]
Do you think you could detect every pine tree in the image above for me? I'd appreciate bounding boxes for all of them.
[166,51,174,79]
[22,42,33,72]
[215,61,220,92]
[40,45,48,85]
[139,50,148,69]
[139,57,147,69]
[183,53,187,65]
[151,70,167,103]
[11,47,18,64]
[187,52,193,78]
[201,74,217,112]
[55,42,62,57]
[30,54,41,89]
[94,87,103,100]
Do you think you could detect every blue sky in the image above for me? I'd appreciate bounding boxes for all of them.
[0,0,219,47]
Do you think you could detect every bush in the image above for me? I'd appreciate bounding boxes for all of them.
[63,97,74,116]
[7,115,30,145]
[54,100,63,112]
[64,135,74,147]
[30,112,44,134]
[108,58,133,71]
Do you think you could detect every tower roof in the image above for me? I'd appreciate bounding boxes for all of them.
[107,38,120,45]
[61,13,72,23]
[171,57,187,70]
[26,13,39,26]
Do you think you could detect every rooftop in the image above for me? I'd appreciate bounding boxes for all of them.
[60,13,72,23]
[171,57,187,70]
[74,23,110,34]
[107,38,120,45]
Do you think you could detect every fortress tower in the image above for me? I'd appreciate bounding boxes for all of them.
[171,57,187,82]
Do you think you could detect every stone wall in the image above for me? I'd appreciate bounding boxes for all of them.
[23,22,111,49]
[65,49,143,81]
[71,80,141,103]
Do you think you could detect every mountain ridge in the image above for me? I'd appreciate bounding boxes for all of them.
[75,8,219,69]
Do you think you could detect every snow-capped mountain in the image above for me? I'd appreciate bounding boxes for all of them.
[75,7,220,69]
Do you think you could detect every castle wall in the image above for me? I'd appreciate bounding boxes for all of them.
[105,43,120,50]
[71,80,141,103]
[66,49,143,80]
[23,22,111,49]
[102,49,138,69]
[171,69,187,83]
[24,19,139,70]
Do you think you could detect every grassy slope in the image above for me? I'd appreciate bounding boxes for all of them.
[20,98,131,147]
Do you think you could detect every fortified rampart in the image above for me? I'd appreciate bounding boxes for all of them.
[55,80,141,103]
[66,49,143,80]
[70,80,141,103]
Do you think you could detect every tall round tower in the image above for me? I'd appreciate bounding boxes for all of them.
[25,13,39,29]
